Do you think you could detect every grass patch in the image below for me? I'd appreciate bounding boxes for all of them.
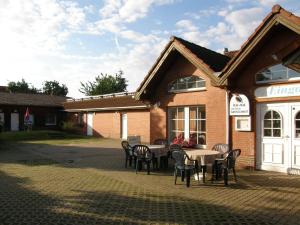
[0,130,98,143]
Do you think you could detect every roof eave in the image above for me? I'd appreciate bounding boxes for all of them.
[218,7,300,86]
[135,39,218,100]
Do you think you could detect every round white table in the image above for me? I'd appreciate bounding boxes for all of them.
[184,149,221,183]
[147,145,169,157]
[185,149,220,166]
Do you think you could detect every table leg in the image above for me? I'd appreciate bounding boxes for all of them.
[186,169,191,187]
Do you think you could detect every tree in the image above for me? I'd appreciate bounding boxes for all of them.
[79,71,128,96]
[43,81,68,96]
[7,79,40,94]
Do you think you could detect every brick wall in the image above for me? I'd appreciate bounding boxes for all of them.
[149,54,227,148]
[89,110,150,142]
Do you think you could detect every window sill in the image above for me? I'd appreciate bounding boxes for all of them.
[168,87,206,94]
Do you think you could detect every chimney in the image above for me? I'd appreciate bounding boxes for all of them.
[224,48,229,54]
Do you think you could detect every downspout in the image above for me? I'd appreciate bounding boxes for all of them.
[225,89,230,145]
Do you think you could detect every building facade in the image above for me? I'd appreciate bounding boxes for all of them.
[64,5,300,173]
[0,92,67,131]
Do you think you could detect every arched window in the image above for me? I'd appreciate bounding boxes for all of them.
[263,110,282,137]
[256,64,300,83]
[168,76,206,93]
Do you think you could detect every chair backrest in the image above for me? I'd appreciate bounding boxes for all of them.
[133,145,151,159]
[226,149,241,169]
[212,143,229,155]
[127,136,141,147]
[153,139,167,145]
[171,150,185,167]
[121,141,131,155]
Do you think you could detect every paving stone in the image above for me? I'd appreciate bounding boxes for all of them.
[0,140,299,225]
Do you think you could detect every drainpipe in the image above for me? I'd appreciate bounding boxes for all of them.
[225,90,230,145]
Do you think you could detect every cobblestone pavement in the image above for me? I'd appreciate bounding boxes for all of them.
[0,140,299,225]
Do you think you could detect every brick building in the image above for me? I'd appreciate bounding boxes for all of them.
[64,5,300,173]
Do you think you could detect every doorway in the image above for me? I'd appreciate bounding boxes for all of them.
[256,103,300,173]
[87,112,93,136]
[11,113,19,131]
[121,113,127,140]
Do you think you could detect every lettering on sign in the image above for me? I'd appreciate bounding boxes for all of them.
[255,84,300,98]
[229,94,250,116]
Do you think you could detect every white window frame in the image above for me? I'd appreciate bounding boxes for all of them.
[168,76,206,93]
[45,114,57,126]
[263,110,282,138]
[256,64,300,84]
[235,116,251,131]
[168,106,206,148]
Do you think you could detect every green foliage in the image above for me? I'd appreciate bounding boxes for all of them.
[7,79,40,94]
[79,70,128,95]
[43,80,68,96]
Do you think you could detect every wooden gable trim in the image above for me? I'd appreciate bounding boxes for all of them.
[218,10,300,86]
[135,40,218,100]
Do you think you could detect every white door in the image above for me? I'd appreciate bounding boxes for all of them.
[291,105,300,172]
[256,104,290,173]
[87,112,93,136]
[11,113,19,131]
[121,113,127,139]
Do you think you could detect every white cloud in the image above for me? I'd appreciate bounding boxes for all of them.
[224,7,264,38]
[0,0,174,97]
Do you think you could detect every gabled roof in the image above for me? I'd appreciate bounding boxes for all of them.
[0,92,67,107]
[135,36,230,99]
[218,4,300,86]
[63,93,149,112]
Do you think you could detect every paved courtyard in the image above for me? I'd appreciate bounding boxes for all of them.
[0,138,299,225]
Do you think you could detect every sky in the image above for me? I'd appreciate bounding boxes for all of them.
[0,0,300,98]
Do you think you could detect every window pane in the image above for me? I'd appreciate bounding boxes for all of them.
[296,120,300,129]
[170,108,176,119]
[264,129,272,137]
[196,81,205,88]
[178,120,184,131]
[256,64,300,83]
[178,82,186,89]
[264,120,271,128]
[198,120,206,132]
[168,76,206,92]
[273,129,281,137]
[190,120,197,132]
[296,130,300,138]
[198,108,205,119]
[190,108,197,120]
[288,69,300,78]
[187,82,196,89]
[178,108,184,119]
[198,133,206,145]
[256,72,271,81]
[171,120,176,130]
[272,70,286,80]
[264,111,271,119]
[273,111,281,119]
[296,112,300,120]
[273,120,281,128]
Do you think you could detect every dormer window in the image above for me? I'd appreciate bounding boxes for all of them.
[256,64,300,83]
[168,76,206,93]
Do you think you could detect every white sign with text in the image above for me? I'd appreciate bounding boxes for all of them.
[230,94,250,116]
[255,84,300,98]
